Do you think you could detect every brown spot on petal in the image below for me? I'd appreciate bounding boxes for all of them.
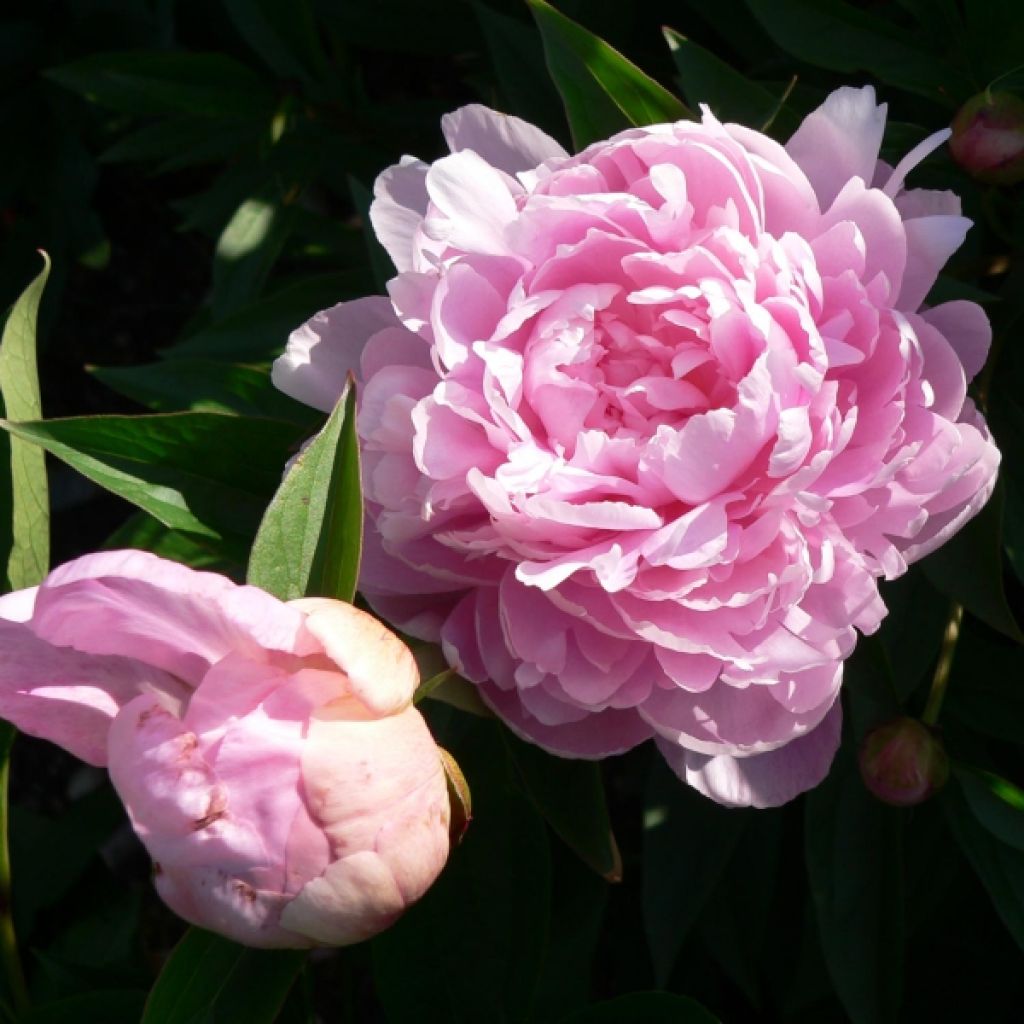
[233,880,257,904]
[192,790,227,831]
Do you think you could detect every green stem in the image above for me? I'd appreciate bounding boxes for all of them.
[922,603,963,726]
[0,724,27,1015]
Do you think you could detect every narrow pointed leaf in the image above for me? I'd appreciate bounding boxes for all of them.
[0,413,306,557]
[527,0,690,149]
[141,928,304,1024]
[0,252,50,590]
[663,27,797,136]
[944,782,1024,954]
[642,758,746,984]
[805,744,905,1024]
[248,385,362,602]
[503,732,621,881]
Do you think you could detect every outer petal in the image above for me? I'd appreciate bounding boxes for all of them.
[921,300,992,382]
[108,694,310,948]
[0,619,186,766]
[786,86,887,208]
[441,104,569,174]
[280,703,450,945]
[658,700,842,807]
[369,156,430,273]
[29,550,310,687]
[272,297,397,412]
[288,598,420,716]
[478,681,654,757]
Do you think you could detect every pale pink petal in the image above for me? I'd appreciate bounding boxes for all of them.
[659,700,841,807]
[786,86,887,207]
[272,297,398,412]
[0,619,186,766]
[898,215,973,311]
[921,300,992,381]
[369,156,430,273]
[442,104,569,173]
[29,550,309,686]
[288,598,420,716]
[424,150,518,254]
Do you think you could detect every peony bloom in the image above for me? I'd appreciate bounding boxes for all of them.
[0,551,452,947]
[275,88,999,808]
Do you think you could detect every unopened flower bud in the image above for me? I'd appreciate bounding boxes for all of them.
[858,717,950,806]
[950,91,1024,185]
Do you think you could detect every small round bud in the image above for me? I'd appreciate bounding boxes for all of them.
[950,91,1024,185]
[858,717,950,807]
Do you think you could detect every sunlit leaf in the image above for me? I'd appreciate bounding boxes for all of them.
[0,251,50,590]
[0,413,306,560]
[955,765,1024,851]
[528,0,690,149]
[248,386,361,602]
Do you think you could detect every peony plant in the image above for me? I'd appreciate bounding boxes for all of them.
[275,87,999,808]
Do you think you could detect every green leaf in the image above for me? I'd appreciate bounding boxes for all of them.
[642,757,746,985]
[0,413,306,559]
[945,618,1024,744]
[223,0,331,87]
[247,386,361,602]
[91,358,317,425]
[955,765,1024,851]
[527,0,690,149]
[561,992,720,1023]
[805,744,905,1024]
[103,512,242,577]
[920,481,1023,643]
[212,197,295,319]
[101,116,264,173]
[372,717,551,1024]
[0,251,50,590]
[46,52,275,119]
[742,0,973,105]
[696,812,783,1009]
[663,28,797,136]
[503,731,621,880]
[141,928,305,1024]
[10,784,125,932]
[163,274,362,362]
[473,2,567,141]
[944,781,1024,954]
[877,569,949,702]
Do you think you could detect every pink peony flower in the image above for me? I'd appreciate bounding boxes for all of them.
[0,551,452,947]
[274,88,999,808]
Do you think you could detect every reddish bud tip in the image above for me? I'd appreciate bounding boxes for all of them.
[950,91,1024,185]
[858,717,950,807]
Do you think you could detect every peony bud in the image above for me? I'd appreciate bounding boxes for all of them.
[0,550,457,948]
[950,91,1024,185]
[858,717,950,807]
